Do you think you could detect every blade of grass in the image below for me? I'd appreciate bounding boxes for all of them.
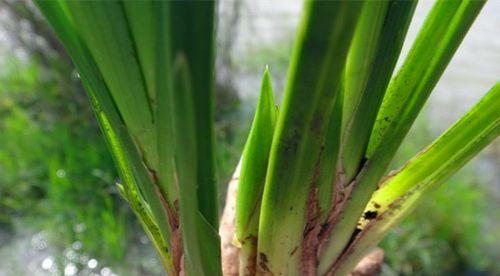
[332,82,500,276]
[339,0,416,184]
[236,67,278,275]
[150,1,179,209]
[123,1,180,214]
[362,82,500,227]
[39,2,222,274]
[169,1,218,227]
[368,0,486,156]
[117,183,173,272]
[171,56,221,276]
[65,1,157,169]
[122,1,156,106]
[318,1,486,272]
[35,1,174,272]
[317,1,416,270]
[122,2,180,232]
[257,1,362,275]
[196,211,224,276]
[341,1,388,130]
[317,89,343,223]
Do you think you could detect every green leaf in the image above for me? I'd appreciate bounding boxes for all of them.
[172,57,221,276]
[236,67,278,275]
[317,89,343,223]
[339,0,416,183]
[332,82,500,276]
[196,212,224,276]
[35,1,174,271]
[363,82,500,226]
[368,0,486,157]
[118,186,174,274]
[65,1,157,169]
[151,1,178,208]
[122,1,156,105]
[37,1,220,274]
[169,1,219,227]
[341,1,388,130]
[257,1,362,274]
[317,1,486,272]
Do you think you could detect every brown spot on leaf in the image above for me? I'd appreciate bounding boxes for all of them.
[347,227,362,246]
[310,112,324,135]
[363,211,378,220]
[259,252,271,273]
[259,252,268,263]
[301,187,321,275]
[149,170,183,274]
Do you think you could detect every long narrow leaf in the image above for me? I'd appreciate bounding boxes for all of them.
[170,1,218,227]
[172,57,221,276]
[339,0,416,183]
[317,2,417,271]
[122,1,156,104]
[65,1,157,168]
[35,1,174,272]
[368,0,486,156]
[236,68,278,275]
[331,83,500,276]
[151,1,179,208]
[317,90,343,223]
[257,1,362,274]
[318,1,486,271]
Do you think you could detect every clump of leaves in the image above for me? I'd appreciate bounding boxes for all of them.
[36,0,498,275]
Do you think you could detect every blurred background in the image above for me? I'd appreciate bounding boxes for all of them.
[0,0,499,275]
